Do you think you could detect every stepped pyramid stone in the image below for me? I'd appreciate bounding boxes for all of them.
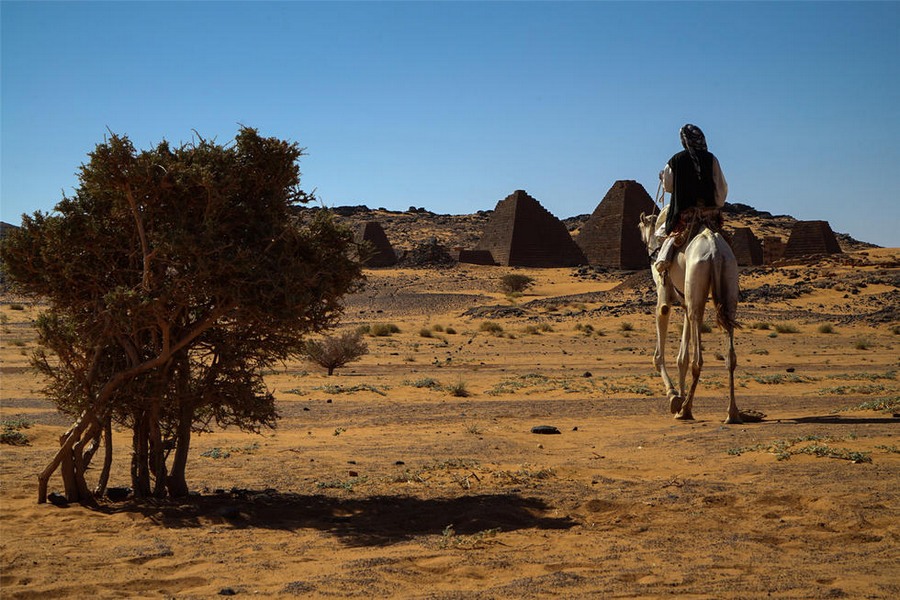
[783,220,842,258]
[729,227,763,266]
[575,180,657,269]
[354,221,397,267]
[763,236,785,264]
[473,190,585,267]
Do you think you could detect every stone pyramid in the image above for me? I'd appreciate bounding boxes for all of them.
[729,227,763,266]
[783,220,842,258]
[575,180,658,269]
[355,221,397,267]
[474,190,585,267]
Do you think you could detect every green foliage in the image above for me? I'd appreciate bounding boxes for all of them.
[0,417,32,446]
[840,397,899,413]
[728,435,871,463]
[499,274,535,295]
[0,126,364,501]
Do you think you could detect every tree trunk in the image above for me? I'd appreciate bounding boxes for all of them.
[149,398,168,498]
[94,418,113,498]
[167,402,194,497]
[131,411,152,498]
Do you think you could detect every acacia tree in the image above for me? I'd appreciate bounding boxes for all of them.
[1,127,364,504]
[303,330,369,375]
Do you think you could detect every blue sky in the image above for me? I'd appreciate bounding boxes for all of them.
[2,1,898,247]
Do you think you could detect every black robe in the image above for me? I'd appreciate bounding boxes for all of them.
[665,149,718,234]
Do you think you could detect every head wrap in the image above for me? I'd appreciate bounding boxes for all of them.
[679,124,707,179]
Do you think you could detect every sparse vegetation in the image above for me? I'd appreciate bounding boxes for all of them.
[499,274,535,295]
[620,321,634,332]
[728,435,871,463]
[303,330,369,375]
[479,321,504,334]
[446,381,471,397]
[854,338,873,350]
[839,397,899,413]
[817,323,836,334]
[0,417,32,446]
[368,323,401,337]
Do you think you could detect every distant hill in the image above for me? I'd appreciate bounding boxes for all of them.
[301,202,877,255]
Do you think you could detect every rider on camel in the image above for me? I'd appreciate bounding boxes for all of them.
[654,124,728,275]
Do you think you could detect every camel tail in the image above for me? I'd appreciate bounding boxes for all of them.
[710,251,740,333]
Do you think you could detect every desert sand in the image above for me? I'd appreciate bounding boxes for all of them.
[1,248,898,599]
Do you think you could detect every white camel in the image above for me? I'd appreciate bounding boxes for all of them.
[638,206,743,423]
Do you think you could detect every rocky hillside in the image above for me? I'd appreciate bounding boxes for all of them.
[303,202,877,255]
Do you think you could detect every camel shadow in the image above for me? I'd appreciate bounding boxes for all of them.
[103,491,576,547]
[787,415,899,426]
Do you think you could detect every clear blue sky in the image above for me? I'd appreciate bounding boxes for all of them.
[2,1,898,246]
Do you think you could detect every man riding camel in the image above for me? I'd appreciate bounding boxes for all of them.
[654,124,728,276]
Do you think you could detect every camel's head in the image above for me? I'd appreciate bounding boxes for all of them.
[638,211,659,251]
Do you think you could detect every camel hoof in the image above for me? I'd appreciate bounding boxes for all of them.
[669,395,684,415]
[724,416,744,425]
[675,411,694,421]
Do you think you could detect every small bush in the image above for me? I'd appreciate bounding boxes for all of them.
[479,321,503,334]
[8,303,25,311]
[891,325,900,335]
[775,323,800,334]
[447,381,471,397]
[700,322,713,334]
[500,274,535,295]
[817,324,836,334]
[369,323,400,337]
[620,321,634,332]
[303,331,369,375]
[419,328,434,338]
[752,322,772,330]
[854,339,873,350]
[445,327,457,335]
[432,324,444,332]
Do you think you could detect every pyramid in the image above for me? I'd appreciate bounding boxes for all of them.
[575,180,658,269]
[783,220,842,259]
[354,221,397,267]
[473,190,585,267]
[729,227,763,266]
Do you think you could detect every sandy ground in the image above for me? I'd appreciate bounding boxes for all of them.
[1,250,898,599]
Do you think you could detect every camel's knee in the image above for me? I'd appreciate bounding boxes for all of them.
[658,304,670,317]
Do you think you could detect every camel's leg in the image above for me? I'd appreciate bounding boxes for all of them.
[679,311,703,421]
[724,329,742,424]
[674,313,692,419]
[654,298,679,410]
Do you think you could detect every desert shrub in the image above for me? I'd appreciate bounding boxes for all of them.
[303,330,369,375]
[419,328,434,338]
[479,321,503,334]
[445,326,457,335]
[751,322,772,330]
[854,338,873,350]
[369,323,400,337]
[447,381,471,397]
[406,378,442,389]
[775,323,800,334]
[620,321,634,332]
[750,348,769,355]
[432,324,444,332]
[700,322,713,334]
[891,325,900,335]
[8,303,25,311]
[0,417,32,446]
[817,324,836,334]
[500,274,535,295]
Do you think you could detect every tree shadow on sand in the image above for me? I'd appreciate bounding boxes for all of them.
[102,491,576,547]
